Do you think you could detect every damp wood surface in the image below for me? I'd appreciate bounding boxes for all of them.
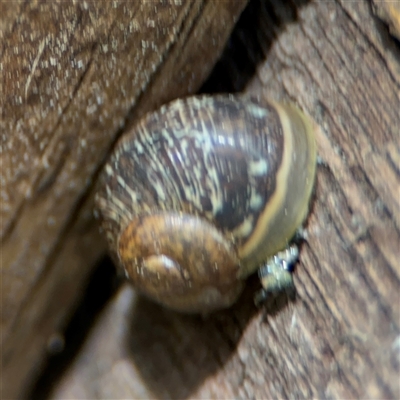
[0,1,249,398]
[2,0,400,399]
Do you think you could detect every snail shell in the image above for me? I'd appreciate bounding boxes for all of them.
[95,95,317,313]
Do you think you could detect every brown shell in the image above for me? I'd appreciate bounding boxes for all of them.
[95,95,317,312]
[119,212,243,313]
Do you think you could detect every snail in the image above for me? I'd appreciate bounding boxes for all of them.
[94,95,317,313]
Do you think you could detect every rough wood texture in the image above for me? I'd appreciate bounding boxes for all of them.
[29,0,400,398]
[0,1,249,398]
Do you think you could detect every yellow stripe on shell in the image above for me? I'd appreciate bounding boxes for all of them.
[237,102,317,277]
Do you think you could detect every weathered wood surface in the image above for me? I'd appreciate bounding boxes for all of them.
[28,0,400,398]
[0,1,249,398]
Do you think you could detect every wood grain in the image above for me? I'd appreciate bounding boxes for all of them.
[31,0,400,398]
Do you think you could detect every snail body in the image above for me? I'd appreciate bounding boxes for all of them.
[95,95,317,313]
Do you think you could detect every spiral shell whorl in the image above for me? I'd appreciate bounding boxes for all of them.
[118,212,243,313]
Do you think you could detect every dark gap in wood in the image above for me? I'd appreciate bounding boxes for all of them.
[200,0,312,94]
